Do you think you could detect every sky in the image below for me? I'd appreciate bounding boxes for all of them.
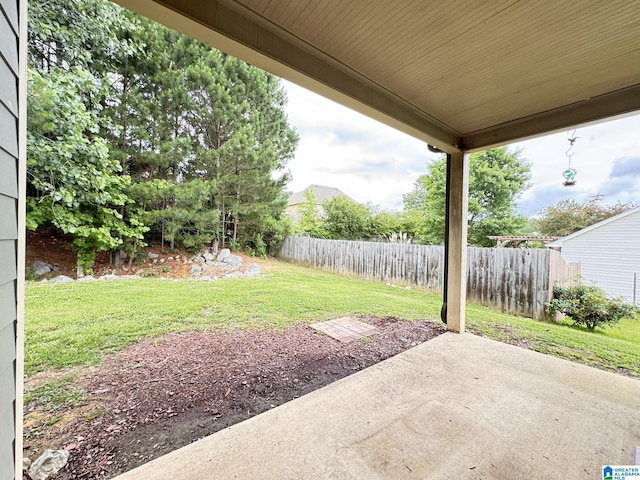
[282,80,640,217]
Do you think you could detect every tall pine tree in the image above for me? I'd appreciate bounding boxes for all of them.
[27,0,299,260]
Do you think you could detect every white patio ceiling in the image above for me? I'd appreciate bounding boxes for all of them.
[114,0,640,153]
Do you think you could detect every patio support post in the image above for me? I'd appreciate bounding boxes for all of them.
[443,151,469,333]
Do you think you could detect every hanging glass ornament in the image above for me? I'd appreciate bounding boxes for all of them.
[563,130,579,187]
[562,167,577,186]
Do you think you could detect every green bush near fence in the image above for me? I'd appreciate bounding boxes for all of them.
[547,283,638,331]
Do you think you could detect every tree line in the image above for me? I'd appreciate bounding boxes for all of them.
[27,0,298,272]
[296,147,532,247]
[295,147,636,246]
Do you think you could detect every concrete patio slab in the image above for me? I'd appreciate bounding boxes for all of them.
[115,332,640,480]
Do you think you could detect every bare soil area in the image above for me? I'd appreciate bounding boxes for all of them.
[24,317,445,479]
[26,228,261,280]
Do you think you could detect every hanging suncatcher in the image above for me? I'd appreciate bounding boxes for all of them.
[562,131,578,186]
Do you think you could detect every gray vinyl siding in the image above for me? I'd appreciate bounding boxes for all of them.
[0,148,18,197]
[0,57,18,115]
[0,0,18,30]
[0,0,19,478]
[558,210,640,302]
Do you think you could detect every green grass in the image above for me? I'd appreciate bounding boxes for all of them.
[25,261,640,378]
[25,262,442,375]
[23,375,85,411]
[465,305,640,376]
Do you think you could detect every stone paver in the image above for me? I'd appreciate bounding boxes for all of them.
[310,317,380,342]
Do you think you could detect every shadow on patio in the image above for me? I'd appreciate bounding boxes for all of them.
[115,332,640,479]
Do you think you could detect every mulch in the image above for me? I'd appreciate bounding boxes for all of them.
[25,316,445,479]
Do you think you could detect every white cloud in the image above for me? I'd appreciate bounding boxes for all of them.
[283,80,640,214]
[512,114,640,215]
[283,81,439,210]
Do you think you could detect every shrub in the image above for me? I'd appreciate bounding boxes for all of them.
[547,282,638,331]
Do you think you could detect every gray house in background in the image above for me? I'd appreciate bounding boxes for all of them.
[548,206,640,303]
[286,184,356,223]
[1,0,24,478]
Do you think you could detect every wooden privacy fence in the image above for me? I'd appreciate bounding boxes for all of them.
[279,237,580,320]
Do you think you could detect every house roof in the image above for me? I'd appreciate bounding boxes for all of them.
[548,206,640,247]
[115,0,640,154]
[288,185,355,207]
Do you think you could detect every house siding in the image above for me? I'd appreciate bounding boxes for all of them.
[557,210,640,302]
[0,0,20,478]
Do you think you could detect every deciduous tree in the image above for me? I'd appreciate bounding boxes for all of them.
[26,68,147,273]
[296,191,328,238]
[404,147,531,246]
[536,194,635,237]
[322,197,373,240]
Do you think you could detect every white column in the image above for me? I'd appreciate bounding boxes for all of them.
[445,152,469,333]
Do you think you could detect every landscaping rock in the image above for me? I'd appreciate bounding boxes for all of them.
[224,271,244,279]
[33,260,52,277]
[245,264,261,277]
[34,266,52,276]
[189,265,202,275]
[77,276,96,283]
[224,255,243,268]
[217,248,231,262]
[49,275,74,284]
[33,260,49,270]
[98,274,119,281]
[29,449,69,480]
[147,252,159,259]
[193,255,205,264]
[113,250,128,267]
[203,252,215,262]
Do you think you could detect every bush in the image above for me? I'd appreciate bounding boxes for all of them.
[547,282,638,331]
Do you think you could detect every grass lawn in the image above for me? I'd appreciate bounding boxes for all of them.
[465,306,640,377]
[25,260,640,378]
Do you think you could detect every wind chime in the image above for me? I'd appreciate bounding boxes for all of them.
[562,130,579,186]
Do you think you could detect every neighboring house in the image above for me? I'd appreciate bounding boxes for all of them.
[548,206,640,303]
[286,185,356,223]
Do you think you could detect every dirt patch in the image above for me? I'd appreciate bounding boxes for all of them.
[23,317,445,479]
[26,228,267,281]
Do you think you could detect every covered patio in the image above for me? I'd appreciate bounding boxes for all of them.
[112,0,640,335]
[4,1,640,478]
[117,333,640,479]
[109,2,640,477]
